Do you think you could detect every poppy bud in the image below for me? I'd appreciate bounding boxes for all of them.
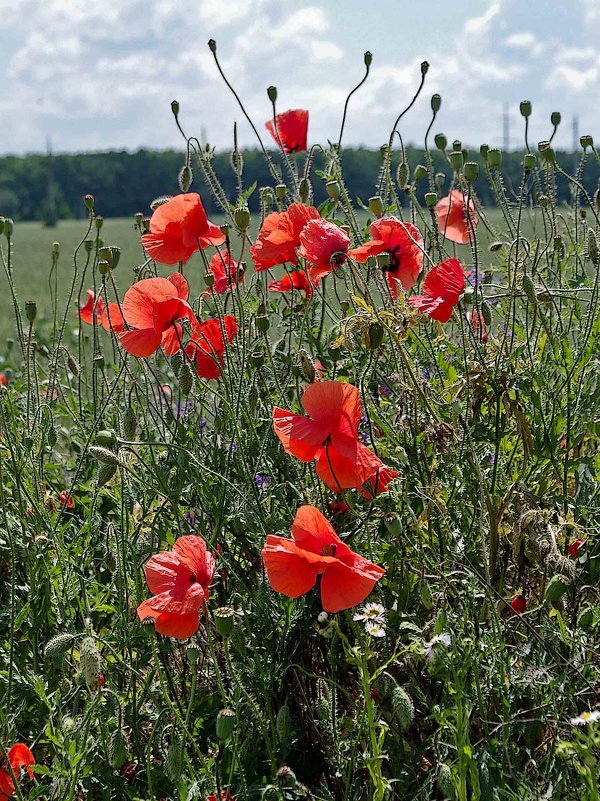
[165,740,182,783]
[368,196,384,217]
[276,705,293,742]
[45,632,74,663]
[110,731,127,770]
[4,218,13,238]
[275,184,287,201]
[550,111,561,127]
[522,275,538,307]
[340,299,350,315]
[179,362,193,396]
[414,164,427,182]
[420,61,429,75]
[488,148,502,168]
[480,300,492,327]
[464,162,479,182]
[510,594,527,615]
[520,100,532,118]
[178,164,193,192]
[554,235,564,257]
[97,461,118,488]
[480,143,489,159]
[587,228,599,265]
[234,205,250,231]
[67,354,79,376]
[96,429,118,449]
[377,252,391,269]
[434,133,447,151]
[89,445,119,465]
[424,192,438,208]
[248,350,265,368]
[80,636,101,687]
[216,708,236,741]
[25,300,37,322]
[267,85,277,103]
[326,180,340,200]
[580,134,594,150]
[256,315,270,333]
[384,515,402,536]
[449,151,463,171]
[298,177,311,203]
[123,407,136,440]
[396,161,409,189]
[84,194,95,211]
[437,764,453,797]
[214,606,235,638]
[523,153,536,171]
[435,172,446,191]
[298,350,316,381]
[277,766,297,789]
[364,51,372,67]
[545,574,569,604]
[391,684,414,730]
[171,99,179,116]
[431,93,441,113]
[95,215,104,230]
[365,322,384,349]
[208,39,217,53]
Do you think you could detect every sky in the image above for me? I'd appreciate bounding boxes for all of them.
[1,0,599,155]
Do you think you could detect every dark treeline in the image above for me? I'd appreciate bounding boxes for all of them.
[0,146,598,222]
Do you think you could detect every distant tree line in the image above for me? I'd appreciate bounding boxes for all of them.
[0,146,598,222]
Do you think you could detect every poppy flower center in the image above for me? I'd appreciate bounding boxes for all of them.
[189,575,197,583]
[386,246,403,274]
[321,544,337,557]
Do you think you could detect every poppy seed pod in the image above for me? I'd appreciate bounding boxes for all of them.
[95,215,104,230]
[480,143,489,159]
[365,322,384,350]
[424,192,438,208]
[538,141,556,163]
[464,162,479,182]
[431,93,442,113]
[267,85,278,103]
[97,461,118,487]
[580,134,594,150]
[96,429,118,449]
[488,148,502,168]
[214,606,235,637]
[520,100,532,118]
[298,177,311,203]
[523,153,536,171]
[434,133,447,151]
[449,151,464,171]
[4,218,14,237]
[550,111,561,127]
[435,172,446,190]
[539,194,549,208]
[277,766,298,789]
[364,51,373,67]
[171,99,179,116]
[414,164,427,182]
[216,709,236,741]
[248,350,265,368]
[377,251,391,269]
[0,218,4,235]
[368,196,384,217]
[326,180,340,200]
[384,515,402,536]
[275,184,287,201]
[421,61,429,75]
[84,194,95,211]
[234,205,250,231]
[452,139,462,151]
[208,39,217,53]
[178,164,193,192]
[25,300,37,322]
[256,315,270,333]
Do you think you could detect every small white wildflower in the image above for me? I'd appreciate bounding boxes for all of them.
[317,611,328,624]
[365,622,386,638]
[353,603,386,623]
[424,633,451,658]
[570,710,600,726]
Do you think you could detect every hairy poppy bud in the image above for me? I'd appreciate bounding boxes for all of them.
[449,150,464,171]
[368,196,384,217]
[364,51,372,67]
[326,180,340,200]
[276,705,293,742]
[580,134,594,150]
[214,606,235,638]
[25,300,37,322]
[89,446,119,465]
[67,354,79,376]
[397,161,409,189]
[45,632,74,663]
[480,143,489,159]
[109,731,127,770]
[84,194,95,211]
[588,228,599,265]
[480,300,492,326]
[179,362,193,396]
[523,153,536,171]
[267,85,278,103]
[96,429,118,449]
[216,708,236,741]
[178,164,193,192]
[234,205,250,231]
[413,164,427,182]
[97,461,118,487]
[437,764,453,797]
[488,148,502,168]
[434,133,447,151]
[550,111,561,127]
[424,192,438,208]
[299,177,311,203]
[80,636,101,687]
[522,274,538,306]
[275,184,286,201]
[123,407,136,441]
[298,350,316,381]
[391,685,414,730]
[171,99,180,116]
[420,61,429,75]
[464,162,479,182]
[520,100,532,118]
[208,39,217,53]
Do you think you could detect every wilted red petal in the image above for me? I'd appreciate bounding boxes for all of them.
[299,219,349,282]
[268,270,313,299]
[435,190,478,245]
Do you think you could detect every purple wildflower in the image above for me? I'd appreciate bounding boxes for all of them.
[255,473,273,490]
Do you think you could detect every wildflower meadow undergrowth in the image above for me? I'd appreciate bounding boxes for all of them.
[0,42,599,801]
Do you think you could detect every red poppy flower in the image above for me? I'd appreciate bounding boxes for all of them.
[251,203,319,271]
[137,535,216,639]
[349,218,424,298]
[510,594,527,615]
[59,490,74,510]
[101,302,126,333]
[568,539,586,557]
[204,250,243,296]
[470,309,488,343]
[265,109,309,153]
[79,290,105,325]
[359,465,400,500]
[273,380,394,493]
[268,270,313,300]
[329,500,350,516]
[186,316,238,380]
[0,743,35,801]
[207,792,234,801]
[299,219,350,284]
[408,258,465,323]
[118,273,195,358]
[141,193,225,265]
[261,505,385,613]
[435,190,478,245]
[0,374,6,388]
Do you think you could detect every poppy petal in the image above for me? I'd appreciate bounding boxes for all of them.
[272,408,328,461]
[161,322,184,356]
[301,380,362,432]
[291,505,345,552]
[101,302,126,332]
[8,744,35,780]
[315,441,382,492]
[320,560,384,613]
[261,536,321,598]
[155,610,200,639]
[119,328,163,357]
[121,277,178,329]
[144,551,182,595]
[168,271,189,300]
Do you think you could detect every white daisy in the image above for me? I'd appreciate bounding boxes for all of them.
[570,710,600,726]
[365,622,386,638]
[353,603,386,623]
[424,633,451,658]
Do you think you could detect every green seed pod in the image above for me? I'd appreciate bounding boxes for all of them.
[523,153,536,171]
[326,180,340,200]
[276,704,293,743]
[25,300,37,322]
[256,315,270,333]
[587,228,599,265]
[179,362,193,396]
[96,429,118,449]
[216,708,236,741]
[214,606,235,638]
[97,461,118,488]
[434,133,447,151]
[368,196,384,217]
[80,636,101,687]
[430,93,442,113]
[340,299,350,316]
[550,111,561,127]
[275,184,287,201]
[267,85,278,103]
[123,406,136,441]
[62,716,78,736]
[421,61,429,75]
[488,148,502,168]
[234,205,250,231]
[378,252,391,269]
[437,763,454,798]
[299,177,311,203]
[424,192,438,208]
[539,194,549,208]
[95,215,104,231]
[384,515,402,537]
[545,574,570,604]
[178,164,193,192]
[364,51,372,67]
[396,161,409,189]
[452,139,462,151]
[522,274,538,307]
[580,134,594,150]
[110,730,127,770]
[449,151,464,171]
[390,685,414,731]
[520,100,532,118]
[45,632,74,663]
[4,218,14,238]
[89,445,119,465]
[413,164,427,182]
[464,162,479,182]
[539,142,556,164]
[0,218,4,235]
[480,143,489,159]
[171,99,180,116]
[435,172,446,191]
[298,350,316,381]
[480,301,492,326]
[248,350,265,369]
[67,354,79,377]
[84,194,95,211]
